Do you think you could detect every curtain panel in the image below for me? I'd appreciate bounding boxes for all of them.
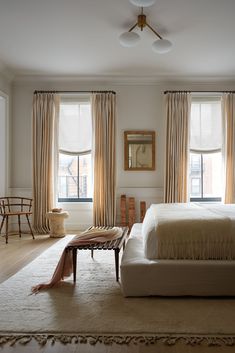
[32,93,60,233]
[222,93,235,203]
[164,92,191,203]
[92,92,116,226]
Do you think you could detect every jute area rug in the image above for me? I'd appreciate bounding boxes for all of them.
[1,235,235,351]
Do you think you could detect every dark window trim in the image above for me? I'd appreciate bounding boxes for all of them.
[58,198,93,203]
[190,197,222,202]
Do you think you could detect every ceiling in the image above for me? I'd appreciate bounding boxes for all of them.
[0,0,235,78]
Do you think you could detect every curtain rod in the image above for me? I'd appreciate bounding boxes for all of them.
[164,90,235,94]
[34,90,116,94]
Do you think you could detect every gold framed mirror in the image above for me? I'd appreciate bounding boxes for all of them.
[124,130,156,171]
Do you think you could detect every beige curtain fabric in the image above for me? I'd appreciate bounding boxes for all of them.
[222,93,235,203]
[164,92,191,203]
[32,93,60,233]
[92,92,116,226]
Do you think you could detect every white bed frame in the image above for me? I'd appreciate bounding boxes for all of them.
[121,224,235,297]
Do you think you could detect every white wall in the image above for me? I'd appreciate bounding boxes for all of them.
[0,95,6,196]
[11,77,235,230]
[0,70,12,197]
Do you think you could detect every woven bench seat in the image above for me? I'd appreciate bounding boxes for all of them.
[66,226,129,282]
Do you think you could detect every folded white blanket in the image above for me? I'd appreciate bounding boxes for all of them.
[142,203,235,260]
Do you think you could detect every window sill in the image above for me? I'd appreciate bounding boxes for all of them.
[57,201,93,211]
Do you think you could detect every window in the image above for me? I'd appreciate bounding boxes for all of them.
[189,97,222,202]
[58,97,92,202]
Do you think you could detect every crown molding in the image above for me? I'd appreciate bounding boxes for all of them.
[12,73,235,86]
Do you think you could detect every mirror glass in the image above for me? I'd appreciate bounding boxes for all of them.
[124,131,155,170]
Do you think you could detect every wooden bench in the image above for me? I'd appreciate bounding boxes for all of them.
[66,226,129,282]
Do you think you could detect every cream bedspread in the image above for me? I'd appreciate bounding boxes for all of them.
[142,203,235,260]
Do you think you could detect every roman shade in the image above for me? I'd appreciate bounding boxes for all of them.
[190,99,222,153]
[59,102,92,154]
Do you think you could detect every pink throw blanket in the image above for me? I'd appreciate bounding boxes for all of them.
[31,227,123,294]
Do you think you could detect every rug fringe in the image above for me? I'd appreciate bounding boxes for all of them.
[0,334,235,347]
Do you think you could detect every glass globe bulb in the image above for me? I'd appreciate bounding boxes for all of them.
[129,0,156,7]
[119,32,140,47]
[152,39,172,54]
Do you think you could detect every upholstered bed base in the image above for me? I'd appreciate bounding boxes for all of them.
[121,224,235,297]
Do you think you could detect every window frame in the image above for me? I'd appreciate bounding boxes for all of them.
[58,95,92,203]
[189,152,222,202]
[189,96,222,203]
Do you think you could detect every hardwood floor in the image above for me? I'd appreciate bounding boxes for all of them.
[0,233,59,284]
[0,234,233,353]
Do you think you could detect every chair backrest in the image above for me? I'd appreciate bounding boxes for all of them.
[0,197,33,215]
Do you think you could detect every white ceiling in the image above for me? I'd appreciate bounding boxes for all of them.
[0,0,235,78]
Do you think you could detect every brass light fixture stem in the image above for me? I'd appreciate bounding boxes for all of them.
[128,23,138,32]
[127,8,163,39]
[146,23,162,40]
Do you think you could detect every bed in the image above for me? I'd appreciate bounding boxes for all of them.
[120,203,235,297]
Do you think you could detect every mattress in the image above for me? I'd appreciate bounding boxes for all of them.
[142,203,235,260]
[121,223,235,297]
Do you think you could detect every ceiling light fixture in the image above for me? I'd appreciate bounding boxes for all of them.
[119,3,172,54]
[129,0,156,7]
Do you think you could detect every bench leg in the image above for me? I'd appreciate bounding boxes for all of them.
[18,215,21,238]
[91,249,94,258]
[73,248,77,283]
[123,240,126,251]
[114,249,120,282]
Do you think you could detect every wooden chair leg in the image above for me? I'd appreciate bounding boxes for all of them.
[18,215,22,238]
[26,214,35,239]
[0,216,5,234]
[5,215,8,244]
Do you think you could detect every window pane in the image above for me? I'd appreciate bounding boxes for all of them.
[79,154,92,199]
[58,153,92,200]
[203,152,222,198]
[58,154,78,199]
[191,178,201,196]
[189,152,222,199]
[189,153,202,198]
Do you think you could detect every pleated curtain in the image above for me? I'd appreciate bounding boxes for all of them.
[164,92,191,203]
[222,93,235,203]
[32,93,60,233]
[92,92,116,226]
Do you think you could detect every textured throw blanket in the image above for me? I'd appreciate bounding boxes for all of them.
[142,203,235,260]
[32,227,122,293]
